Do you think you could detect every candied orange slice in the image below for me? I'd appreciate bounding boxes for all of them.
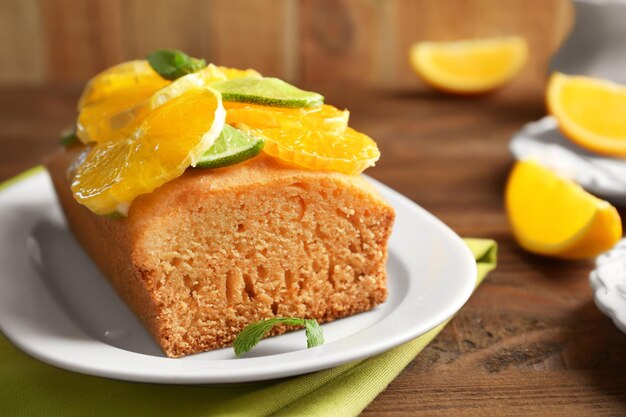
[506,160,622,259]
[547,72,626,157]
[260,126,379,175]
[225,102,349,131]
[409,36,528,94]
[72,88,225,215]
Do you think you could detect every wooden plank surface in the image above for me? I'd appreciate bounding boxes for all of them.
[389,0,574,92]
[0,0,44,84]
[0,0,573,89]
[1,84,625,415]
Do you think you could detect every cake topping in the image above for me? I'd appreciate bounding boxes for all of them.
[196,124,265,169]
[146,49,207,80]
[212,77,324,108]
[71,88,225,215]
[68,49,381,216]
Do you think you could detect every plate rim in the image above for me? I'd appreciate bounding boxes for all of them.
[0,167,476,384]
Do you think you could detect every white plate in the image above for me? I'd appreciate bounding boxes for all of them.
[0,167,476,384]
[590,239,626,334]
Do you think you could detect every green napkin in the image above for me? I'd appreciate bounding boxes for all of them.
[0,239,496,417]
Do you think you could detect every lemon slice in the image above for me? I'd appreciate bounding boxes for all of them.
[72,88,226,215]
[409,36,528,94]
[547,72,626,157]
[506,160,622,259]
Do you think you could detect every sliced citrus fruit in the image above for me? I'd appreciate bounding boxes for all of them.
[77,60,169,109]
[206,64,261,81]
[257,126,379,175]
[196,124,264,169]
[547,73,626,156]
[506,160,622,259]
[213,77,324,108]
[72,88,225,215]
[409,36,528,94]
[76,64,261,144]
[225,102,348,131]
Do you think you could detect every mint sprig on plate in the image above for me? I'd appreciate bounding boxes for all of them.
[233,317,324,357]
[146,49,206,80]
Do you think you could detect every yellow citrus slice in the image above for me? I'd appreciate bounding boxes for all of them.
[224,102,349,131]
[259,126,379,175]
[207,65,262,82]
[72,88,225,215]
[409,36,528,94]
[77,60,169,109]
[506,160,622,259]
[76,64,252,144]
[547,73,626,156]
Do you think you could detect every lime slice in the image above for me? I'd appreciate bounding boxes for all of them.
[212,77,324,108]
[196,124,265,168]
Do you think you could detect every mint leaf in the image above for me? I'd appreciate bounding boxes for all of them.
[233,317,324,357]
[304,319,324,348]
[146,49,206,80]
[60,126,79,147]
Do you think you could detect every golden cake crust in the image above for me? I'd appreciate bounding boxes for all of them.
[47,147,395,357]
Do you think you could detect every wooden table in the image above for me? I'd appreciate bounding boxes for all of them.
[2,85,625,416]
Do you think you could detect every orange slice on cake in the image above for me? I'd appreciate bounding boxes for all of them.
[77,63,259,144]
[72,88,226,215]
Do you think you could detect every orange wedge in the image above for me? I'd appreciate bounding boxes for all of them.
[72,88,225,215]
[547,73,626,156]
[409,36,528,94]
[506,160,621,259]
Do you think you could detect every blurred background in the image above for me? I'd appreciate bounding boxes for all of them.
[1,0,572,96]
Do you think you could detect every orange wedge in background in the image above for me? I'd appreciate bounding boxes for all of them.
[409,36,528,94]
[506,160,621,259]
[547,73,626,157]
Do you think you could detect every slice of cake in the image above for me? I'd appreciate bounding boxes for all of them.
[48,148,394,357]
[50,50,395,357]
